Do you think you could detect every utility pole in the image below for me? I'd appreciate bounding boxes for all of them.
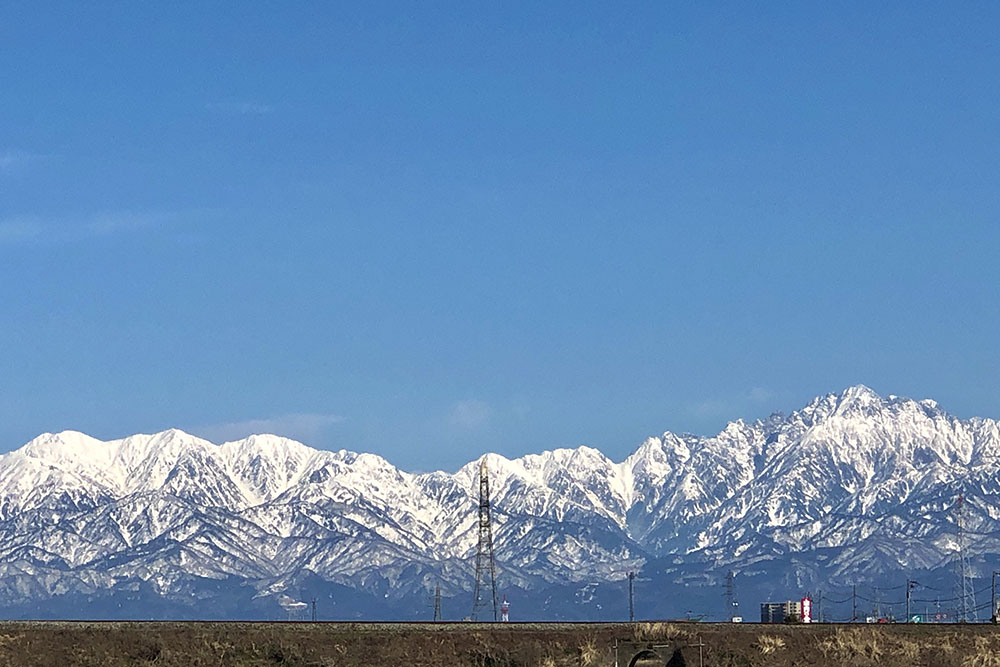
[691,635,705,667]
[311,598,317,622]
[905,580,913,623]
[434,585,442,622]
[992,571,1000,623]
[852,584,857,622]
[628,571,635,622]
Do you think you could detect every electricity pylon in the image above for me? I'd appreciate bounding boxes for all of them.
[955,494,978,623]
[724,570,738,621]
[471,457,498,621]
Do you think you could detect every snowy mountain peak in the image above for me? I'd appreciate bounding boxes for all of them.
[20,430,108,462]
[0,386,997,619]
[840,383,880,399]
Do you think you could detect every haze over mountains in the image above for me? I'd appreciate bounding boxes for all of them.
[0,385,997,620]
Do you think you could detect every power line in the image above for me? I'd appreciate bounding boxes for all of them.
[825,595,853,604]
[795,578,999,624]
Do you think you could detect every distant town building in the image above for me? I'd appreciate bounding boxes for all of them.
[761,600,801,624]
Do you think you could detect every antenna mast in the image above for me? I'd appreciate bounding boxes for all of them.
[471,456,498,621]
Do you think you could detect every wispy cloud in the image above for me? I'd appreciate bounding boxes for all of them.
[688,387,776,420]
[86,211,161,235]
[0,150,46,175]
[194,413,345,446]
[0,210,168,246]
[747,386,773,403]
[448,399,492,430]
[0,218,44,243]
[205,101,273,115]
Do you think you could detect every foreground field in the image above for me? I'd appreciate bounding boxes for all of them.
[0,620,999,666]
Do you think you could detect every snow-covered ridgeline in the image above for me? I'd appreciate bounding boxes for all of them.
[0,385,998,605]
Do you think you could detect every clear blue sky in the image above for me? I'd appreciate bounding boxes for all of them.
[2,3,998,471]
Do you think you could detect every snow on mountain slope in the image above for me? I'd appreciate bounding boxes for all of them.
[0,385,997,614]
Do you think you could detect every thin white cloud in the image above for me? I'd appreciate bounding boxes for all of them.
[194,413,345,445]
[205,101,273,115]
[689,398,733,420]
[448,399,492,430]
[0,211,168,246]
[689,387,777,420]
[86,211,161,235]
[0,150,45,175]
[0,218,44,243]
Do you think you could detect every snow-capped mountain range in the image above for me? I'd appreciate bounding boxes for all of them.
[1,385,998,619]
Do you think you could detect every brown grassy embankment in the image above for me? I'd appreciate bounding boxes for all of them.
[0,620,998,666]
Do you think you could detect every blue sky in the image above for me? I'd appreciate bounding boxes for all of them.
[2,3,998,471]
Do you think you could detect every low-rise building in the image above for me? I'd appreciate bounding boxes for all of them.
[760,600,801,624]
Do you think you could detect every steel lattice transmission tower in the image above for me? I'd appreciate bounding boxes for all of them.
[955,494,978,623]
[471,456,498,621]
[724,570,738,621]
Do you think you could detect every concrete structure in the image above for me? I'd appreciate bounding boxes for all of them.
[760,600,801,624]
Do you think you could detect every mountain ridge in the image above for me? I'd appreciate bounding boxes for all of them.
[1,384,998,620]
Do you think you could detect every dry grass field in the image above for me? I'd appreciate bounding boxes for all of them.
[0,620,998,666]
